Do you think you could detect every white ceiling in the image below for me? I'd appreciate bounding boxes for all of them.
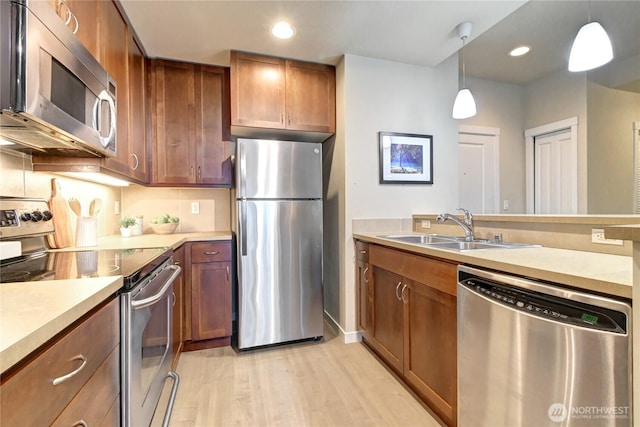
[118,0,527,68]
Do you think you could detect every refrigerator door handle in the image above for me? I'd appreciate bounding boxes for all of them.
[240,200,248,256]
[239,141,247,198]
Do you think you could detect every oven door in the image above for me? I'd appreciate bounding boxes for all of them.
[121,263,181,427]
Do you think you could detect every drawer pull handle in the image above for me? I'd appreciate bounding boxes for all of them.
[401,284,408,304]
[360,250,367,254]
[395,281,402,301]
[52,354,87,386]
[72,421,88,427]
[363,267,369,283]
[226,265,230,281]
[204,251,219,255]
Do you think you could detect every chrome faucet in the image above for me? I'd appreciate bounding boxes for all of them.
[436,208,475,241]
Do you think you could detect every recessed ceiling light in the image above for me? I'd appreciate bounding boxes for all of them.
[271,21,296,40]
[509,45,531,57]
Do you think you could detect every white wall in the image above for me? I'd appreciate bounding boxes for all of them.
[326,54,459,338]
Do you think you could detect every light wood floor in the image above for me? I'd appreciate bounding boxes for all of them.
[165,325,444,427]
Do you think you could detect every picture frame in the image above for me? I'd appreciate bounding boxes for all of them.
[379,131,433,184]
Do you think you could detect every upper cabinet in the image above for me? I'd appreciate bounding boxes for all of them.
[230,51,336,142]
[150,60,232,187]
[126,34,149,183]
[97,0,130,179]
[46,0,98,58]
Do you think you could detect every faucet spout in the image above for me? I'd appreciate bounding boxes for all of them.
[436,209,475,241]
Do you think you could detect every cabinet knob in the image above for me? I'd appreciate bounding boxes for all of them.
[198,166,202,179]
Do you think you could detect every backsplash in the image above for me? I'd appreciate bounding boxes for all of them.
[121,186,231,233]
[0,150,121,237]
[1,150,231,238]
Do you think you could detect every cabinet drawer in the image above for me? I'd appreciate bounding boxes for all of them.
[0,298,119,426]
[52,346,120,426]
[190,241,232,263]
[355,240,369,262]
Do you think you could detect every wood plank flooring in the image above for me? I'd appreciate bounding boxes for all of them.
[164,325,444,427]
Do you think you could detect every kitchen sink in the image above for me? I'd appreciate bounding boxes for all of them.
[379,234,541,251]
[379,234,462,244]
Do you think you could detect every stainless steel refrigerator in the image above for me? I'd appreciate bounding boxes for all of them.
[235,138,324,350]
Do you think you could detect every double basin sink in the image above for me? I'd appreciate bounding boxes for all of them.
[379,234,541,252]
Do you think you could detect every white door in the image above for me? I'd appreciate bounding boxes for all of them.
[458,128,499,213]
[534,129,576,214]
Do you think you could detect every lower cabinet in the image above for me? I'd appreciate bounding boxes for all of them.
[361,243,458,427]
[0,297,120,426]
[183,240,233,351]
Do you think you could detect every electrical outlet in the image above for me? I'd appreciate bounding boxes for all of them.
[191,201,200,214]
[114,201,120,215]
[591,228,623,246]
[421,220,431,229]
[503,200,509,211]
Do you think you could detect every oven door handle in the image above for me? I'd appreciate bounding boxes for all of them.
[132,265,182,309]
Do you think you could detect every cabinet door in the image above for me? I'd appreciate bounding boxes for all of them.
[49,0,98,58]
[285,60,336,132]
[191,262,232,341]
[404,278,457,426]
[194,65,232,185]
[127,34,148,183]
[230,51,286,129]
[370,266,404,374]
[98,0,130,176]
[356,259,372,339]
[171,245,185,369]
[152,60,196,184]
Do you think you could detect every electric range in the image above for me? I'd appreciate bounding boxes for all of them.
[0,197,171,289]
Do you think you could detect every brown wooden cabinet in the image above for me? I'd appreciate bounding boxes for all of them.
[230,51,335,136]
[98,0,130,178]
[0,298,120,426]
[150,60,232,186]
[355,241,372,340]
[46,0,98,58]
[126,32,149,183]
[184,241,233,350]
[171,245,185,370]
[366,244,457,426]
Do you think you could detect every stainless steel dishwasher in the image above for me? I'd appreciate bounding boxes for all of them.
[457,265,632,427]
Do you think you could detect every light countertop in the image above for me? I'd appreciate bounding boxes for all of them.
[1,231,233,374]
[354,232,632,299]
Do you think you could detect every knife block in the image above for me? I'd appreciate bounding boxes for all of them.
[76,217,97,247]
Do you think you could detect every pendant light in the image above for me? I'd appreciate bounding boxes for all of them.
[568,1,613,72]
[452,21,476,119]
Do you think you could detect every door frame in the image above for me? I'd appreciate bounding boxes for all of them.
[459,125,501,213]
[524,117,578,214]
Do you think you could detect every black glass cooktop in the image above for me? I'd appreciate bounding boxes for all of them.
[0,247,171,289]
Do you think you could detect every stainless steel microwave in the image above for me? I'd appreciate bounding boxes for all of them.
[0,0,116,157]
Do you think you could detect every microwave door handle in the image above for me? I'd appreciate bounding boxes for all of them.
[93,90,116,149]
[132,265,182,309]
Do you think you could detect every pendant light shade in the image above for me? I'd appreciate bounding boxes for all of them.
[568,8,613,72]
[452,88,477,119]
[452,21,476,120]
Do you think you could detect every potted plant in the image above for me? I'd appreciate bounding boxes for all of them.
[119,216,136,238]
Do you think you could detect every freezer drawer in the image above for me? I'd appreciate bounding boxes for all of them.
[237,199,323,349]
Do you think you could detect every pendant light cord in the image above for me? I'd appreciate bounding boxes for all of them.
[461,36,467,89]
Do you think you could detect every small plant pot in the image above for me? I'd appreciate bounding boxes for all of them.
[120,227,133,238]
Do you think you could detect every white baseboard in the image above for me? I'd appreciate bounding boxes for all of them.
[324,310,362,344]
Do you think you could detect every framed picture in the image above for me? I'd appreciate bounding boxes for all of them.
[379,131,433,184]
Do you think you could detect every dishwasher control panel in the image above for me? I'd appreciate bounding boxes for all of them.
[461,278,627,334]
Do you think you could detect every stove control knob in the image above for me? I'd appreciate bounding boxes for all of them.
[20,212,32,222]
[42,210,53,221]
[31,210,44,222]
